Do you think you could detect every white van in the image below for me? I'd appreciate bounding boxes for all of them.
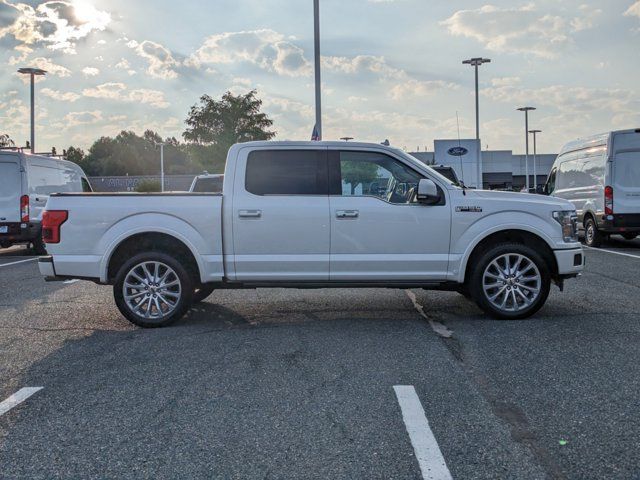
[544,129,640,247]
[0,150,92,253]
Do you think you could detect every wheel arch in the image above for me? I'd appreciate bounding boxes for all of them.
[104,231,202,284]
[461,229,558,284]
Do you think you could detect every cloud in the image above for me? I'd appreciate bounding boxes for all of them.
[128,39,178,79]
[41,88,80,102]
[82,82,169,108]
[441,4,601,58]
[491,76,521,87]
[0,0,110,54]
[188,29,311,77]
[114,58,136,75]
[63,110,103,126]
[481,84,635,113]
[12,57,71,79]
[82,67,99,77]
[625,1,640,20]
[323,54,457,99]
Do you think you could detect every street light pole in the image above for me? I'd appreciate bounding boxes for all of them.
[313,0,322,140]
[517,106,536,191]
[17,67,46,153]
[529,129,541,190]
[463,57,490,189]
[156,143,165,192]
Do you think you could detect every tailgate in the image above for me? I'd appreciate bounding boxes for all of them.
[0,160,21,223]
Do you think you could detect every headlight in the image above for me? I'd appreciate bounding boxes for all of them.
[553,210,578,242]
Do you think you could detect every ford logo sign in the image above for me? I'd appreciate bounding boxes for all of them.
[447,146,468,156]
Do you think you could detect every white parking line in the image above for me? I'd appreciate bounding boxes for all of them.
[393,385,452,480]
[0,387,43,416]
[0,258,37,268]
[584,246,640,260]
[63,279,80,284]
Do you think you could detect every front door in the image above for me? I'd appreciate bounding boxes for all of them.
[328,149,451,281]
[232,148,330,281]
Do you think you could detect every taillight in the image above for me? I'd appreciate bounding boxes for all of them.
[42,210,68,244]
[604,186,613,215]
[20,195,29,223]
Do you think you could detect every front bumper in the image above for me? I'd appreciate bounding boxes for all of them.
[554,247,585,276]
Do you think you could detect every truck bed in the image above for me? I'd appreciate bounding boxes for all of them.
[44,192,224,283]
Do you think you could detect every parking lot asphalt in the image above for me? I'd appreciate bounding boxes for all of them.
[1,238,639,479]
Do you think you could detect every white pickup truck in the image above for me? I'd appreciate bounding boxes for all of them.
[39,141,584,327]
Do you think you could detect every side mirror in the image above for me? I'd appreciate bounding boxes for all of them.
[536,184,546,195]
[417,178,440,204]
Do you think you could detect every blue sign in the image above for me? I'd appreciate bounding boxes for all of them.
[447,146,468,156]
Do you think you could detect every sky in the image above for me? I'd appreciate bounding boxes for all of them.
[0,0,639,155]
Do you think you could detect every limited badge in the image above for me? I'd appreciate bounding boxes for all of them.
[456,206,483,212]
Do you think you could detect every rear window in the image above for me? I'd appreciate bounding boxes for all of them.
[614,152,640,188]
[193,176,223,193]
[245,150,327,195]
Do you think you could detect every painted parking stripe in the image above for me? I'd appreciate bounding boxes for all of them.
[393,385,452,480]
[584,246,640,260]
[0,258,37,268]
[63,279,80,284]
[0,387,43,416]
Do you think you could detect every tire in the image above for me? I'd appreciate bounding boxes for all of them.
[621,233,638,241]
[584,216,603,247]
[469,243,551,320]
[113,252,194,328]
[32,235,47,255]
[193,283,215,303]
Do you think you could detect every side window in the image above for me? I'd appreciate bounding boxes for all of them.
[582,154,605,185]
[545,168,557,194]
[81,178,93,192]
[245,150,327,195]
[557,159,581,190]
[28,165,62,195]
[336,151,422,204]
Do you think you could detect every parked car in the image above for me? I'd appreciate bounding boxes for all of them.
[0,150,92,253]
[544,129,640,247]
[38,141,583,327]
[189,173,224,193]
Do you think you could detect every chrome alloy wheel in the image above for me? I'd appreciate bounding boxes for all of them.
[586,223,595,245]
[122,261,181,319]
[482,253,541,313]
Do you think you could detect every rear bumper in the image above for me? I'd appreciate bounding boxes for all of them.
[554,247,585,276]
[38,254,102,282]
[599,213,640,233]
[0,222,40,245]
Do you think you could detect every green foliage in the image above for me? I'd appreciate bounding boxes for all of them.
[0,134,15,147]
[65,90,276,176]
[135,179,162,192]
[183,90,276,170]
[341,160,380,194]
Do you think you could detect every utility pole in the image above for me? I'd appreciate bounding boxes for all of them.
[517,107,536,191]
[529,129,541,190]
[463,57,490,189]
[17,67,46,153]
[313,0,322,140]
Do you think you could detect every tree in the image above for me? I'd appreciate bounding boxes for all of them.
[0,134,14,147]
[341,161,380,195]
[183,90,276,171]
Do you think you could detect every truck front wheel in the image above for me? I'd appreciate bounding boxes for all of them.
[469,243,551,320]
[113,252,194,328]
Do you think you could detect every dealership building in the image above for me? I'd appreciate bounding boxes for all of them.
[410,139,557,190]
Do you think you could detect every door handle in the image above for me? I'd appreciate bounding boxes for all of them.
[238,209,262,218]
[336,210,359,219]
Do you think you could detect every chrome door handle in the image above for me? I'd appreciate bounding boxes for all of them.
[238,209,262,218]
[336,210,359,219]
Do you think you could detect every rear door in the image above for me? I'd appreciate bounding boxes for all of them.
[231,148,330,281]
[612,131,640,214]
[0,156,22,225]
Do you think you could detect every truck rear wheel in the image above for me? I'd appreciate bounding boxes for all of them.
[584,217,603,247]
[469,243,551,320]
[113,252,194,328]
